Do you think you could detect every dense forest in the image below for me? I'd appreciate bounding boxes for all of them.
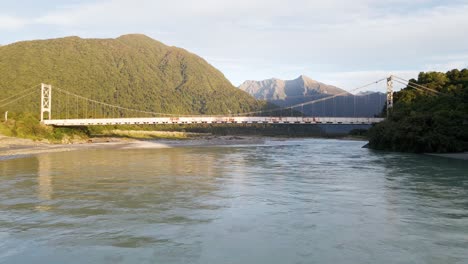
[0,34,275,140]
[0,34,266,117]
[368,69,468,153]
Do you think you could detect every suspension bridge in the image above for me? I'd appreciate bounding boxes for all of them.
[0,75,433,127]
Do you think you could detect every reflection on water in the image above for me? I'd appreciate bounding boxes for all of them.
[0,139,468,264]
[37,154,52,210]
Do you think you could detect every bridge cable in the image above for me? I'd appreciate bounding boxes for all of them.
[236,78,387,116]
[0,89,38,108]
[0,84,41,104]
[53,87,194,117]
[52,77,387,119]
[392,75,442,95]
[393,79,438,95]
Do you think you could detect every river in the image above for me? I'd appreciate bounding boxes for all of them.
[0,138,467,263]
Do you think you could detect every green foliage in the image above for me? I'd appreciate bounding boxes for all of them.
[349,129,368,137]
[0,112,49,139]
[0,112,90,142]
[368,69,468,153]
[0,34,272,140]
[0,34,267,118]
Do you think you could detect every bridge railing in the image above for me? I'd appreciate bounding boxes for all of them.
[43,116,385,126]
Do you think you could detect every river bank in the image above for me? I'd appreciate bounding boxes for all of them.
[2,133,468,161]
[0,133,269,160]
[0,134,126,160]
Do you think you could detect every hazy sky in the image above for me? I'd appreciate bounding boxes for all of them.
[1,0,467,92]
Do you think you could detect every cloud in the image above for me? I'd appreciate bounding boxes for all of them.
[319,70,420,93]
[1,0,467,90]
[0,15,28,30]
[318,60,468,93]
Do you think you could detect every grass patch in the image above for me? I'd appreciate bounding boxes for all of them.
[0,112,90,143]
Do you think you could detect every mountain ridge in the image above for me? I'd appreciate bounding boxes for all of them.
[239,75,386,117]
[0,34,266,116]
[239,75,350,101]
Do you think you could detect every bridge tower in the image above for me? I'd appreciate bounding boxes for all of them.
[40,83,52,122]
[386,75,393,117]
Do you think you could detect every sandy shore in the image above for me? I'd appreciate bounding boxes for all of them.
[3,133,467,161]
[0,134,130,160]
[0,134,268,160]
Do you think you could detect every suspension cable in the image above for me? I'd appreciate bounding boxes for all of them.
[0,84,41,104]
[0,89,38,108]
[42,77,389,119]
[393,79,437,95]
[393,75,441,95]
[53,87,191,117]
[236,78,387,116]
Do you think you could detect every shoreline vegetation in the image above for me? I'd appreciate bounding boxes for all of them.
[2,68,468,160]
[368,69,468,153]
[1,68,466,160]
[0,35,465,156]
[0,115,363,144]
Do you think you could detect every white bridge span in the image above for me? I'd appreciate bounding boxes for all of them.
[43,116,384,126]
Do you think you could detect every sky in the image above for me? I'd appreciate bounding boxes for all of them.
[1,0,467,92]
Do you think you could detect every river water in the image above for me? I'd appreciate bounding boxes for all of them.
[0,139,467,263]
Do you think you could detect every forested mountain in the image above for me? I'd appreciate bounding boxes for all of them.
[239,75,386,117]
[368,69,468,153]
[0,34,266,116]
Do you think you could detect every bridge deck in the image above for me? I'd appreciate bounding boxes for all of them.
[43,116,384,126]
